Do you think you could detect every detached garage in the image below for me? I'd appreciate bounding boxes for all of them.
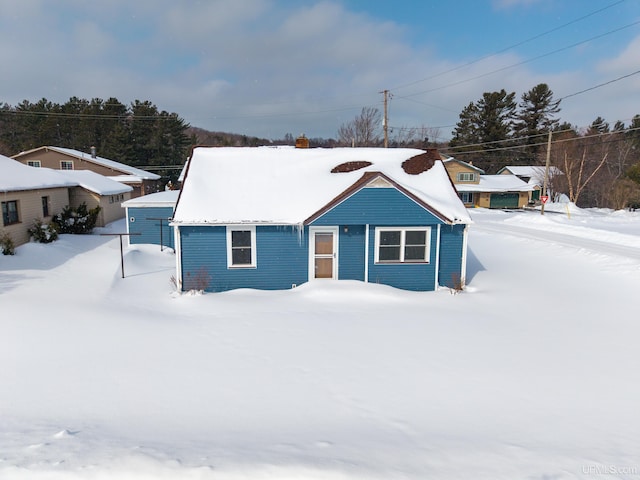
[122,190,179,250]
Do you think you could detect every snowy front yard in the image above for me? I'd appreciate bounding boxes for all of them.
[1,206,640,479]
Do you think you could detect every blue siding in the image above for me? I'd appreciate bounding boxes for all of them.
[128,207,174,249]
[438,224,466,288]
[338,225,365,281]
[311,187,444,226]
[366,225,437,291]
[179,186,463,293]
[180,225,308,292]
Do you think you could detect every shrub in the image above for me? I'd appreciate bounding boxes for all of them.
[52,203,101,234]
[1,231,15,255]
[28,219,59,243]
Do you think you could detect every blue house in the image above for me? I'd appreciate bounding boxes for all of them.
[123,190,180,250]
[172,146,472,292]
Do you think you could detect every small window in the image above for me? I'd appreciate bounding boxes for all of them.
[1,200,19,226]
[226,226,256,268]
[375,227,430,264]
[41,196,50,217]
[459,192,474,204]
[27,160,41,167]
[60,160,74,170]
[456,172,476,182]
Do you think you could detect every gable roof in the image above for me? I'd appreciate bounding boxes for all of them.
[12,146,160,180]
[454,174,535,193]
[173,146,471,226]
[0,154,77,193]
[443,157,486,174]
[122,190,180,208]
[57,170,133,196]
[498,165,564,185]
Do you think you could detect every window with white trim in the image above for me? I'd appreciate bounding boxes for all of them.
[226,226,256,268]
[27,160,41,167]
[459,192,474,204]
[374,227,430,264]
[60,160,74,170]
[456,172,476,182]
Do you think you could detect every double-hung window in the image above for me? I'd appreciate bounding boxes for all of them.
[2,200,19,226]
[457,172,476,182]
[60,160,74,170]
[27,160,41,167]
[375,227,430,264]
[226,226,256,268]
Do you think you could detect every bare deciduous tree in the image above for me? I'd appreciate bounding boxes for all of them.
[337,107,382,146]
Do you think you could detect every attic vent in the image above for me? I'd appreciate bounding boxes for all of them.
[402,152,437,175]
[331,161,372,173]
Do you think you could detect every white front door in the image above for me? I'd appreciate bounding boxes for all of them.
[309,227,338,280]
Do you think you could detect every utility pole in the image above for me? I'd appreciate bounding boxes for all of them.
[381,89,389,148]
[541,130,552,215]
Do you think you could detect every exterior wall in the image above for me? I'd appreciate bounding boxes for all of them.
[438,224,466,288]
[178,186,465,293]
[101,191,130,225]
[1,187,69,247]
[68,188,128,227]
[179,225,308,292]
[444,162,481,185]
[366,224,438,291]
[338,225,365,281]
[311,187,445,226]
[127,206,175,249]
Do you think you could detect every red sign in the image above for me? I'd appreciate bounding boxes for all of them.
[540,195,549,204]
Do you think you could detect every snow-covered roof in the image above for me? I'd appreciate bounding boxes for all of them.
[57,170,133,196]
[455,174,535,193]
[173,146,471,226]
[443,157,486,174]
[107,175,143,184]
[14,146,160,180]
[0,154,77,192]
[122,190,180,208]
[499,165,563,185]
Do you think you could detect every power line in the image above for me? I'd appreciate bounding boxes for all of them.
[396,18,640,101]
[389,0,628,93]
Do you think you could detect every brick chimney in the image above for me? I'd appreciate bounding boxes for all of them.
[295,134,309,149]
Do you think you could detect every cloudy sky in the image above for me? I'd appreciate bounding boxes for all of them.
[1,0,639,141]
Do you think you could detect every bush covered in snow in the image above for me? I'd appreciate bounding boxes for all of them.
[0,230,15,255]
[27,219,59,243]
[52,203,101,234]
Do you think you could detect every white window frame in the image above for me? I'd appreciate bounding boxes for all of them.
[27,160,41,167]
[226,226,257,268]
[374,227,431,264]
[457,172,476,182]
[459,192,474,204]
[60,160,74,170]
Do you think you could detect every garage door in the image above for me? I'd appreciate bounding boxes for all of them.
[490,193,519,209]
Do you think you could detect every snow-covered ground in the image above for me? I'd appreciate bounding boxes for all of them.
[1,205,640,479]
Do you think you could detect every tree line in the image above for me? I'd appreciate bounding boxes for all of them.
[2,89,639,208]
[0,97,192,181]
[336,83,640,209]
